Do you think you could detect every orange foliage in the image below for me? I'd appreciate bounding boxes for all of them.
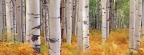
[0,29,144,55]
[61,29,144,55]
[0,42,37,55]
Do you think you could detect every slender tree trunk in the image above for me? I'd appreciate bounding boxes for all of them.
[101,0,107,42]
[77,0,83,51]
[22,0,26,42]
[106,0,110,37]
[66,0,72,45]
[15,0,22,42]
[12,0,17,42]
[129,0,135,51]
[113,0,117,29]
[5,0,14,41]
[2,0,6,41]
[75,0,79,36]
[82,0,89,52]
[43,0,49,45]
[142,0,144,37]
[61,0,66,40]
[49,0,61,55]
[0,0,3,40]
[134,0,142,51]
[72,0,76,35]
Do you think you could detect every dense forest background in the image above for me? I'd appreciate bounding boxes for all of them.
[89,0,129,29]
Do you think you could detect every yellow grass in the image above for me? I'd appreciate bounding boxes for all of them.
[0,29,144,55]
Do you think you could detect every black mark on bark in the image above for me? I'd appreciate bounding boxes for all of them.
[31,35,40,42]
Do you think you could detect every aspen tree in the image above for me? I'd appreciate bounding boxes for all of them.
[142,0,144,37]
[2,0,6,36]
[22,0,26,42]
[77,0,83,51]
[61,0,66,40]
[49,0,61,55]
[26,0,41,53]
[82,0,89,52]
[5,0,14,41]
[129,0,135,51]
[15,0,22,42]
[66,0,72,45]
[134,0,142,51]
[101,0,107,42]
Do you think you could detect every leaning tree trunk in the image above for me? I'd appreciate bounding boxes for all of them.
[66,0,72,45]
[82,0,89,52]
[134,0,142,51]
[129,0,135,52]
[26,0,41,53]
[49,0,61,55]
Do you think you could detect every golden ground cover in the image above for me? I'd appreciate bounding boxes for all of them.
[0,29,144,55]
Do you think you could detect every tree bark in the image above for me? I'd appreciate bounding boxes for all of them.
[101,0,107,42]
[82,0,89,52]
[134,0,142,51]
[77,0,83,51]
[129,0,135,51]
[26,0,41,53]
[49,0,61,55]
[66,0,72,45]
[5,0,14,41]
[15,0,22,42]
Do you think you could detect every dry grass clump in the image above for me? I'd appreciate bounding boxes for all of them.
[0,42,37,55]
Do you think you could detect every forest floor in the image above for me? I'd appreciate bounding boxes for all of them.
[0,29,144,55]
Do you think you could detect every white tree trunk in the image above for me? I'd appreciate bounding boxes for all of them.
[77,0,83,51]
[49,0,61,55]
[66,0,72,45]
[26,0,41,53]
[5,0,14,41]
[129,0,135,51]
[134,0,142,51]
[142,0,144,37]
[101,0,107,42]
[82,0,89,52]
[15,0,22,42]
[75,0,79,36]
[61,0,66,40]
[12,0,17,41]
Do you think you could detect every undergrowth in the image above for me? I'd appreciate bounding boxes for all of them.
[0,29,144,55]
